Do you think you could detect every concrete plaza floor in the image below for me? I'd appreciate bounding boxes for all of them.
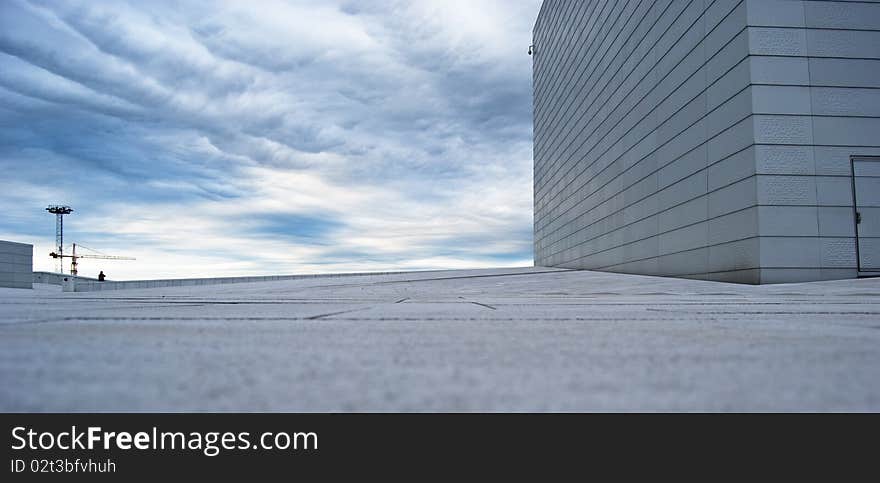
[1,267,878,412]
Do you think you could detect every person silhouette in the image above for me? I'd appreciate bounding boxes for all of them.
[98,271,106,282]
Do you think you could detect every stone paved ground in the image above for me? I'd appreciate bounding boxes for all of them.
[1,267,878,411]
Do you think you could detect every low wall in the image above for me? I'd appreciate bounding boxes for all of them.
[33,272,98,285]
[65,270,420,293]
[0,240,33,289]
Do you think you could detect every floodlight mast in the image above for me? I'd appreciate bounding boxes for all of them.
[46,205,73,274]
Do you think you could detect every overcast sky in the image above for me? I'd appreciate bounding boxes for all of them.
[0,0,541,279]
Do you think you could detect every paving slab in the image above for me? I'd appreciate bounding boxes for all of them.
[1,268,878,411]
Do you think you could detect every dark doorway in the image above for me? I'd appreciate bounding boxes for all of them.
[852,156,880,275]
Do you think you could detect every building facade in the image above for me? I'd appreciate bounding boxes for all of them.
[533,0,880,283]
[0,240,33,289]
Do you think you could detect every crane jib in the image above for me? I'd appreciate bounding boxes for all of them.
[49,243,135,276]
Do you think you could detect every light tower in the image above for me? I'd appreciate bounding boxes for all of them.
[46,205,73,273]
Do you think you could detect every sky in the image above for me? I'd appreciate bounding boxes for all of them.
[0,0,542,280]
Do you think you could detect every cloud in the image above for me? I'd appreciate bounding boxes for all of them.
[0,0,540,279]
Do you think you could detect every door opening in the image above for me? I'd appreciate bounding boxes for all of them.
[852,156,880,276]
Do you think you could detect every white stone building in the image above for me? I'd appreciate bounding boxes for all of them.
[532,0,880,283]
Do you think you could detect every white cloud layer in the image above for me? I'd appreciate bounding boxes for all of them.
[0,0,541,279]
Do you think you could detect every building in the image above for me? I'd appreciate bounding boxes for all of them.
[0,240,33,289]
[532,0,880,284]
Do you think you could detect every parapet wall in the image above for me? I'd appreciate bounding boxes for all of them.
[65,270,419,292]
[33,272,97,285]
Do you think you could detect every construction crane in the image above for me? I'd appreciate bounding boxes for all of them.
[49,243,135,276]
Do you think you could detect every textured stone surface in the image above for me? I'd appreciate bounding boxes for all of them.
[748,27,807,56]
[1,267,879,412]
[0,241,32,289]
[533,0,758,282]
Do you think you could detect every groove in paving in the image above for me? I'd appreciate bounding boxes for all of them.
[470,302,497,310]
